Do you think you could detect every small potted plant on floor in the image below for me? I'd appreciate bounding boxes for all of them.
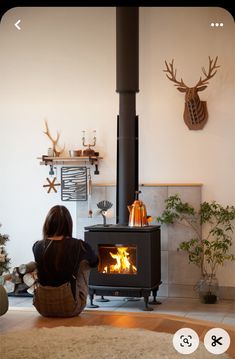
[157,194,235,303]
[0,224,11,280]
[0,224,10,315]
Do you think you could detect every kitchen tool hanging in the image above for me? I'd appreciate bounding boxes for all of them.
[87,167,93,217]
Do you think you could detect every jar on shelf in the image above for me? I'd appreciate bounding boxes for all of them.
[47,148,54,157]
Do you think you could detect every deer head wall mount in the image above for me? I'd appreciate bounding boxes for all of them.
[163,56,220,130]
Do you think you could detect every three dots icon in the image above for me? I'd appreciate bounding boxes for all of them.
[210,22,224,27]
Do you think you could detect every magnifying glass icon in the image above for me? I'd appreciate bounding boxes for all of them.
[175,329,199,354]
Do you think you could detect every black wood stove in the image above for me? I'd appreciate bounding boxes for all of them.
[84,7,161,311]
[85,225,161,310]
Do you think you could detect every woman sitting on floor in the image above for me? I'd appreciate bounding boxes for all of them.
[32,205,98,317]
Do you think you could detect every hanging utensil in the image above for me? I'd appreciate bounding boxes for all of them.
[87,168,92,217]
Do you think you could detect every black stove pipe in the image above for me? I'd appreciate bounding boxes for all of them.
[116,7,139,225]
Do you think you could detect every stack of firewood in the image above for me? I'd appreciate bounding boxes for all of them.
[3,261,37,296]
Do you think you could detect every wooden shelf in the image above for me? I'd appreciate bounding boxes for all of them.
[38,156,103,166]
[84,183,203,187]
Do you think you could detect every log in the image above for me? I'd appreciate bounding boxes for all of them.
[4,280,15,293]
[18,261,37,274]
[14,282,28,294]
[27,284,35,295]
[11,267,23,284]
[23,272,36,287]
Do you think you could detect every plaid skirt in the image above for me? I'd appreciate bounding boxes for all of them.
[33,260,91,317]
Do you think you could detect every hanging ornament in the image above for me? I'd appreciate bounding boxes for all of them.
[49,164,55,176]
[43,177,61,193]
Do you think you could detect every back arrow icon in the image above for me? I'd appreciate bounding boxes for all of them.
[15,20,21,30]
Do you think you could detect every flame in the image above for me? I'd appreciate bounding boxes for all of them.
[108,247,137,274]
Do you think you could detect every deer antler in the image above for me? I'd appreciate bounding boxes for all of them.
[163,59,188,89]
[43,120,60,148]
[196,56,220,88]
[43,120,65,157]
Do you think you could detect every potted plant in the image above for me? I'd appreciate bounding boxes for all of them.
[157,194,235,303]
[0,224,11,279]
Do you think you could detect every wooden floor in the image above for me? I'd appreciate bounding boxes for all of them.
[1,309,235,358]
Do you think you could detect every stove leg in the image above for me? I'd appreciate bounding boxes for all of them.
[149,289,162,305]
[143,295,153,311]
[86,293,99,308]
[95,295,110,302]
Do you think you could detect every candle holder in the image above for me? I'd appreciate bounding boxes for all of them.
[82,130,96,156]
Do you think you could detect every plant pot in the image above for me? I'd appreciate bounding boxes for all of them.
[202,293,217,304]
[197,274,219,304]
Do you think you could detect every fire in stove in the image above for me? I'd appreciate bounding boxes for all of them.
[98,244,137,275]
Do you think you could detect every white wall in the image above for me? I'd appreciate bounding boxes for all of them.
[139,7,235,205]
[0,7,234,286]
[0,7,117,266]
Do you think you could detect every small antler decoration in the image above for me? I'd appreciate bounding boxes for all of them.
[97,200,113,226]
[163,56,220,130]
[43,120,65,157]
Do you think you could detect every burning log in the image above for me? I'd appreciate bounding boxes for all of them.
[101,246,137,274]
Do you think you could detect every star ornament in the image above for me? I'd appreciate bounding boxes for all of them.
[43,177,61,193]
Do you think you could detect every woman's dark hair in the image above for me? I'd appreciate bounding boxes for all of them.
[42,205,74,272]
[43,205,73,240]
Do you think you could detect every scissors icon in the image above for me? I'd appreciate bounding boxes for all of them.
[211,335,223,347]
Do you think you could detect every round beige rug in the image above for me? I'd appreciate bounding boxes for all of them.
[0,325,231,359]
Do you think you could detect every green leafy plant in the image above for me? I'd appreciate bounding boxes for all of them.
[0,224,11,276]
[157,194,235,279]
